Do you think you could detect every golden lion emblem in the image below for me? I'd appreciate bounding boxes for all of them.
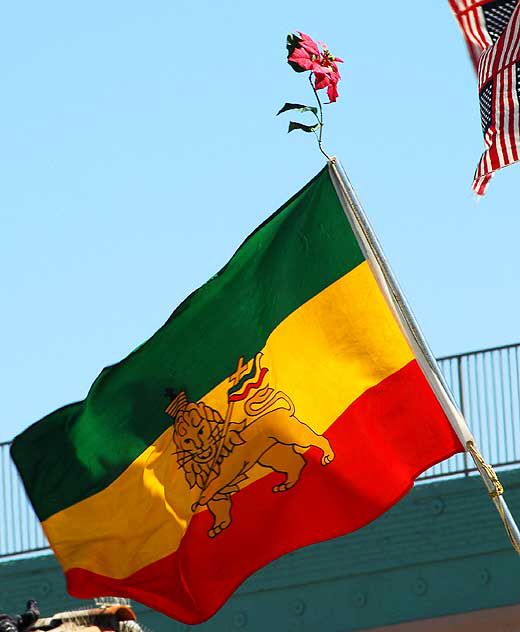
[165,354,334,538]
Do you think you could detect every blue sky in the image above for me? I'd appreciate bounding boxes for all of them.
[2,0,519,442]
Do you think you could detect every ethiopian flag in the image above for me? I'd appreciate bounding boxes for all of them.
[11,164,464,624]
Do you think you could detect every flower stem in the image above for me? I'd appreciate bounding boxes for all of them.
[308,73,332,161]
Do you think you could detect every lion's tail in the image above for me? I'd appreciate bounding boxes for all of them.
[244,386,295,417]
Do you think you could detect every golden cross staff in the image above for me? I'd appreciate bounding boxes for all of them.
[225,356,248,420]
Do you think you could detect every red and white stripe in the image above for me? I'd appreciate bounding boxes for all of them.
[449,0,520,194]
[448,0,496,69]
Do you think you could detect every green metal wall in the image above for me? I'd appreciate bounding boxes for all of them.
[1,470,519,632]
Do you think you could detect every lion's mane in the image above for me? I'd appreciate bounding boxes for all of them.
[170,394,247,495]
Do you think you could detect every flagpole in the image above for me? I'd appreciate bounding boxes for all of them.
[328,157,520,555]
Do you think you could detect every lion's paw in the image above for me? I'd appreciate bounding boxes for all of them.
[321,449,335,465]
[208,520,231,538]
[273,482,295,493]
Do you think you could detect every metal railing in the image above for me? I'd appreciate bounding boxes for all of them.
[420,342,520,480]
[0,440,49,558]
[1,342,520,559]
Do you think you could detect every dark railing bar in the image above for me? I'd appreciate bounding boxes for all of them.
[1,448,6,552]
[418,459,520,480]
[437,341,520,362]
[456,355,469,474]
[508,349,517,458]
[499,350,509,463]
[488,353,499,462]
[515,347,520,450]
[0,545,49,560]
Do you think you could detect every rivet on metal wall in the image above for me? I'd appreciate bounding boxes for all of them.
[39,581,52,597]
[431,498,445,515]
[413,578,428,596]
[233,612,248,628]
[478,569,491,585]
[353,592,367,608]
[290,599,306,616]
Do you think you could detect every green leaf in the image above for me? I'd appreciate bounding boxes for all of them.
[286,33,301,56]
[288,121,321,133]
[277,103,318,116]
[286,33,307,72]
[288,60,308,73]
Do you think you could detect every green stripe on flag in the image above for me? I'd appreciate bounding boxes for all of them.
[11,167,365,521]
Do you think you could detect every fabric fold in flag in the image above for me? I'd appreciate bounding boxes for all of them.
[11,166,464,624]
[448,0,520,194]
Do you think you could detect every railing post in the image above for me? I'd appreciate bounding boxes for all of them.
[457,355,469,476]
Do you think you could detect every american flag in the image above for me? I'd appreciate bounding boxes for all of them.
[449,0,520,194]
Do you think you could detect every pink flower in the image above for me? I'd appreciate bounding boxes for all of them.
[287,32,343,102]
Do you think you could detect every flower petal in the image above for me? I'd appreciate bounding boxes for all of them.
[314,72,331,90]
[327,80,339,102]
[296,31,320,56]
[288,49,314,70]
[311,61,332,74]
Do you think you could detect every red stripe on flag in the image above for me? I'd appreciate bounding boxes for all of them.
[506,67,518,162]
[498,71,508,164]
[65,360,463,624]
[470,8,491,53]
